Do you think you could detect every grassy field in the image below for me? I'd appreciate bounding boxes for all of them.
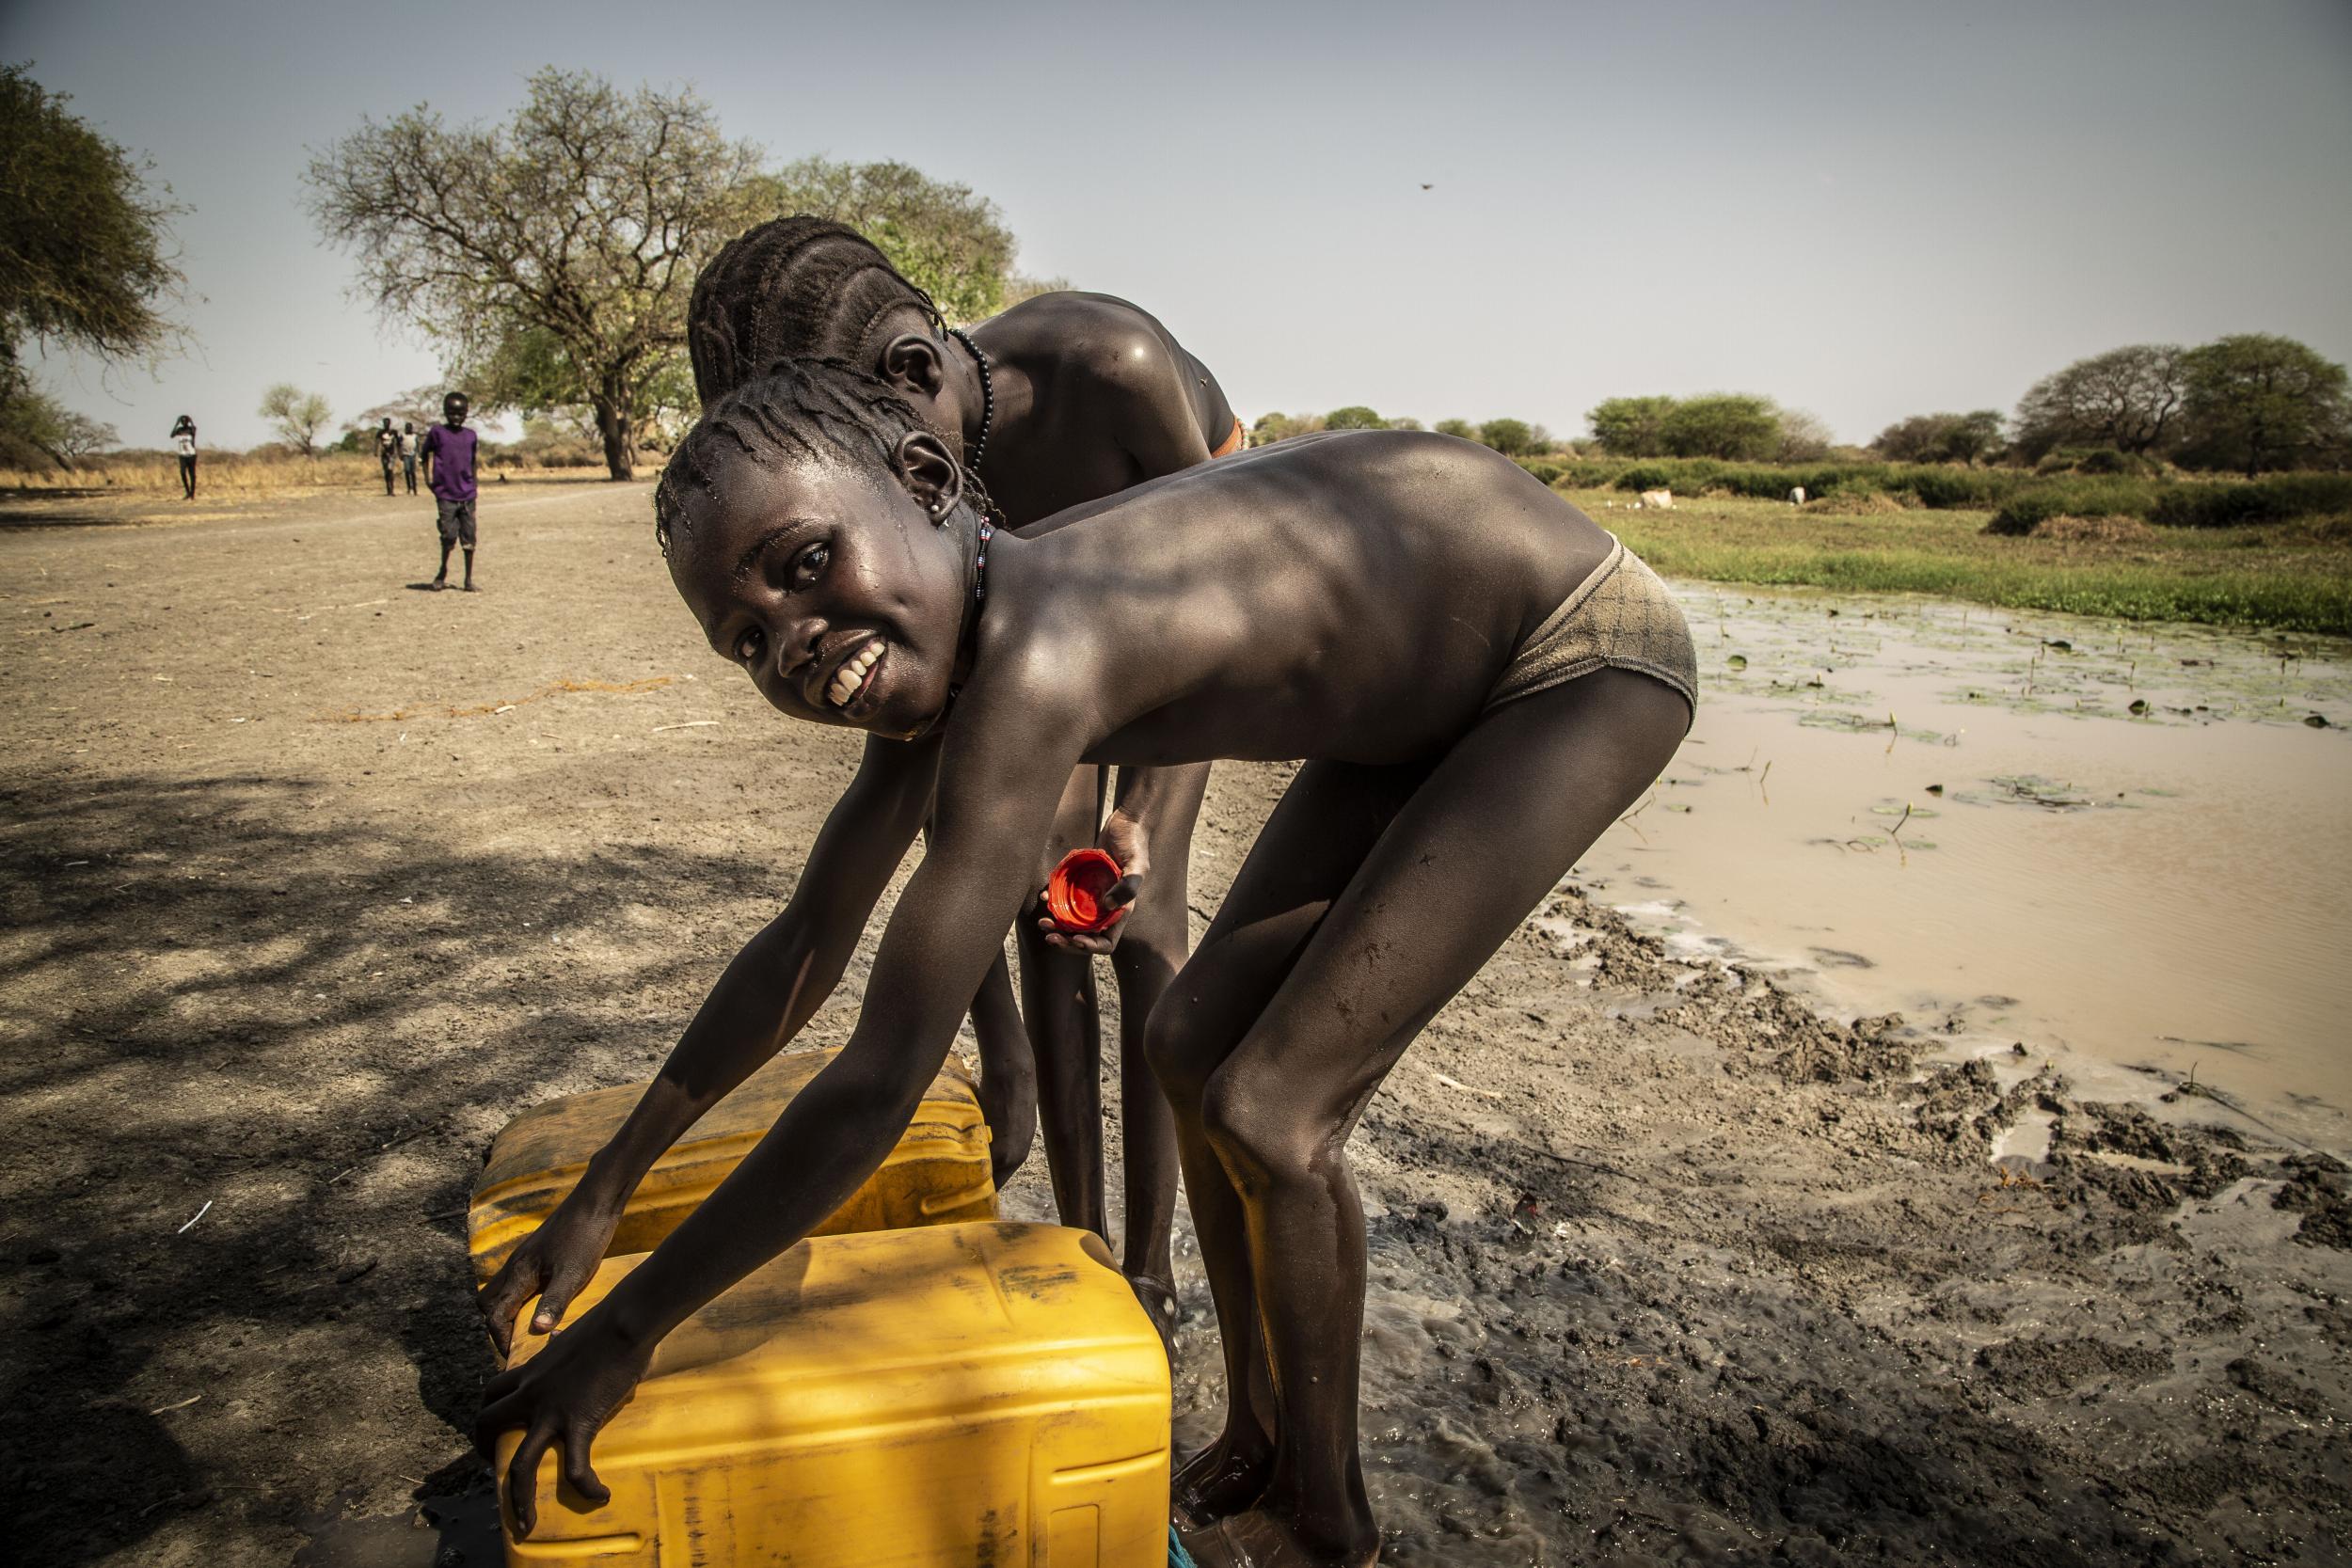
[1587,490,2352,637]
[1,445,621,496]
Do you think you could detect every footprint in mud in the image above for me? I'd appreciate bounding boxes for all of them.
[1808,948,1875,969]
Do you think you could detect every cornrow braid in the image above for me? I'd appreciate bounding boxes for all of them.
[687,216,947,407]
[657,356,976,556]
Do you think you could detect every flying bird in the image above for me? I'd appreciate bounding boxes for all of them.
[1420,182,1434,190]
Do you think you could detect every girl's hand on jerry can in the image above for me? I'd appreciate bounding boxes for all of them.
[478,1185,626,1360]
[473,1306,650,1538]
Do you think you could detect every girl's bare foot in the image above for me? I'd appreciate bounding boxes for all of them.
[1178,1510,1378,1568]
[1170,1432,1274,1530]
[1126,1272,1180,1353]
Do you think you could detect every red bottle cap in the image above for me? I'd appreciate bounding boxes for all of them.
[1045,848,1129,934]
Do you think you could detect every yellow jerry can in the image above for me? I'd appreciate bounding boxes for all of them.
[469,1048,995,1285]
[497,1222,1173,1567]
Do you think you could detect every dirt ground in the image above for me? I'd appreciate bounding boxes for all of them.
[3,481,2346,1567]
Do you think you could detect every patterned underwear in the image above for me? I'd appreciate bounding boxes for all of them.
[1485,535,1698,726]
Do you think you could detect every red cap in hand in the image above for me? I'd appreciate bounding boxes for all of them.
[1045,848,1129,934]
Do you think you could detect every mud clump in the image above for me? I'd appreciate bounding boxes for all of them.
[1658,972,1920,1085]
[1912,1058,1999,1145]
[1974,1336,2171,1399]
[2271,1152,2352,1250]
[1769,1008,1918,1085]
[2049,1101,2250,1210]
[1913,1057,2071,1150]
[2226,1355,2328,1417]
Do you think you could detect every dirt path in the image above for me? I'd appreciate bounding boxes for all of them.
[3,484,2345,1566]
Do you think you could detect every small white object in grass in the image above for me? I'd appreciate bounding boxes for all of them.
[653,721,720,732]
[150,1394,203,1415]
[175,1199,212,1234]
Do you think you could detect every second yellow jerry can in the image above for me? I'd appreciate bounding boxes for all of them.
[497,1222,1172,1567]
[469,1047,996,1285]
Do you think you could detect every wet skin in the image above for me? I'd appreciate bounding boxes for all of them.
[476,293,1232,1352]
[474,425,1692,1567]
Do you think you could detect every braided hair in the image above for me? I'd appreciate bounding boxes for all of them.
[655,357,939,555]
[687,217,946,405]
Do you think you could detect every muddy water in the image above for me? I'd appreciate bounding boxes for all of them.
[1577,579,2352,1149]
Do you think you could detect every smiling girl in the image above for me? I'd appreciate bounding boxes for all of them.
[476,358,1694,1567]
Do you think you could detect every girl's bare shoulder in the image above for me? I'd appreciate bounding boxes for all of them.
[983,292,1186,382]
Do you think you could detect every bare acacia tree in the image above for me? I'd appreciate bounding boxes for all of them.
[2013,345,2185,459]
[303,71,767,479]
[259,383,332,456]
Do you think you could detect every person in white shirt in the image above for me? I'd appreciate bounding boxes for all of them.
[169,416,197,499]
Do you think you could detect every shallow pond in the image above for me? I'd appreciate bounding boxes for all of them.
[1577,579,2352,1149]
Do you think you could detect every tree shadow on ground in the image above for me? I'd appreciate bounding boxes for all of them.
[0,768,771,1565]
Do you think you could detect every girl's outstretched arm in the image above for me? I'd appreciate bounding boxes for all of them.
[475,730,941,1355]
[475,705,1089,1537]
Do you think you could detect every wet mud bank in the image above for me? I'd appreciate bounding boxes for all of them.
[1167,891,2352,1565]
[1581,579,2352,1152]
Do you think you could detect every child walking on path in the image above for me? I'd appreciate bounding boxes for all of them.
[420,392,479,591]
[399,422,419,495]
[374,418,399,496]
[169,415,197,499]
[475,360,1695,1566]
[479,217,1243,1341]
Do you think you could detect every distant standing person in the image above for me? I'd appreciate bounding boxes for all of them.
[170,415,197,499]
[420,391,480,592]
[399,421,420,495]
[375,418,400,497]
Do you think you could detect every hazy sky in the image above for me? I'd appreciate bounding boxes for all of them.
[8,0,2350,450]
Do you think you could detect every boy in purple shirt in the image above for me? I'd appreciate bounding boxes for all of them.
[420,391,481,592]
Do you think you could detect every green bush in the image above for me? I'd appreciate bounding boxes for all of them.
[1984,477,2165,535]
[1575,455,2055,512]
[1518,459,1565,485]
[1611,460,1715,493]
[2034,446,2163,477]
[2150,473,2352,529]
[1897,467,2016,508]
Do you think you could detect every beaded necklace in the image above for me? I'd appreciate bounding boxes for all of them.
[972,515,996,603]
[946,325,993,474]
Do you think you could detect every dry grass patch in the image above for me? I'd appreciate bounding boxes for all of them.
[2027,515,2157,544]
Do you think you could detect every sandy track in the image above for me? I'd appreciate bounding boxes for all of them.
[2,483,2345,1566]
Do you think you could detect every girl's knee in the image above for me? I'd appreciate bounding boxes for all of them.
[1142,997,1218,1108]
[1200,1059,1322,1187]
[1109,916,1184,990]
